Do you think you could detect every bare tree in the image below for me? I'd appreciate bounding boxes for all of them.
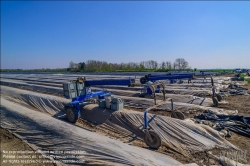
[173,62,177,70]
[153,61,158,69]
[68,59,190,72]
[166,61,172,70]
[139,61,145,69]
[69,61,74,68]
[161,61,166,69]
[73,63,79,69]
[174,58,189,71]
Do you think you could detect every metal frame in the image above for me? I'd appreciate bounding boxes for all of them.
[65,77,137,118]
[69,90,112,118]
[140,74,194,85]
[145,82,166,105]
[146,75,193,82]
[143,100,166,129]
[85,78,135,87]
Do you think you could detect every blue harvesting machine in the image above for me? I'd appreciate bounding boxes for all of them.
[63,77,136,123]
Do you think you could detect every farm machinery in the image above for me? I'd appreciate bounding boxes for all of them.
[142,98,184,149]
[63,77,136,123]
[62,73,222,149]
[139,73,194,84]
[63,74,196,115]
[62,76,189,149]
[62,73,218,124]
[139,73,194,98]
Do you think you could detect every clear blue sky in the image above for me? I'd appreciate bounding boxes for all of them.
[1,1,250,69]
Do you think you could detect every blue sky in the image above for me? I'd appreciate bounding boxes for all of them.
[1,1,250,69]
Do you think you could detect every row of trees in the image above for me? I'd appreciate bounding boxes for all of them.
[69,58,191,72]
[0,58,191,73]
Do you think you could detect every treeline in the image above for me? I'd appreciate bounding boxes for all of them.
[69,58,191,72]
[0,58,191,73]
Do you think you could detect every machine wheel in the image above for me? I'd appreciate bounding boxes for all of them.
[144,130,162,149]
[140,77,147,84]
[66,106,78,123]
[171,111,185,120]
[212,97,218,107]
[216,93,222,101]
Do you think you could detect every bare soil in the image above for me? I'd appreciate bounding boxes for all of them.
[225,132,250,164]
[218,84,250,116]
[212,84,250,164]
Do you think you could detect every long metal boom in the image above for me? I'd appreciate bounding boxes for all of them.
[140,74,193,84]
[148,75,193,81]
[85,79,135,87]
[148,74,193,77]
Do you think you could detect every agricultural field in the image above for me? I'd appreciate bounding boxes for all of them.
[1,72,250,166]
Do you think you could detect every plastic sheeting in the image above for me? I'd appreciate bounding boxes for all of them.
[95,109,236,156]
[1,98,182,166]
[218,83,250,96]
[1,86,68,115]
[1,86,236,158]
[195,113,250,137]
[1,74,228,97]
[1,78,211,97]
[1,86,232,118]
[91,88,214,107]
[0,73,231,81]
[1,79,63,95]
